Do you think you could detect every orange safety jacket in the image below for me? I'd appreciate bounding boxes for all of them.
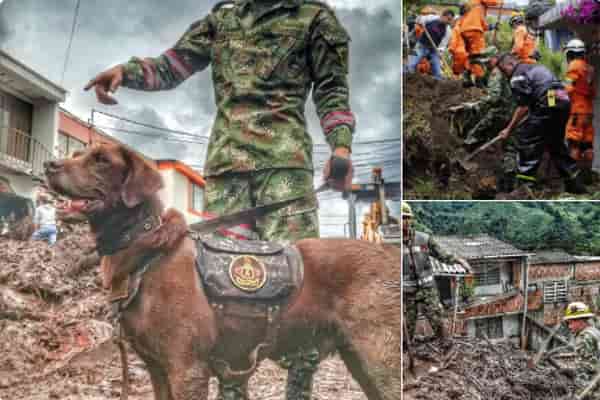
[565,59,597,115]
[462,0,502,33]
[512,25,536,63]
[449,20,466,55]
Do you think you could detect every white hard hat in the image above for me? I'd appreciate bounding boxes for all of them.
[565,39,586,56]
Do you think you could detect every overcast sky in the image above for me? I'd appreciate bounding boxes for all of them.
[0,0,401,236]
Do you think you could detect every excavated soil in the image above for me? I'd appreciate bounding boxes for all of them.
[402,73,600,200]
[0,225,365,400]
[403,337,576,400]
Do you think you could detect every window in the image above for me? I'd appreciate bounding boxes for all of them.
[190,183,203,213]
[58,132,86,157]
[544,280,568,304]
[474,264,501,286]
[475,317,504,339]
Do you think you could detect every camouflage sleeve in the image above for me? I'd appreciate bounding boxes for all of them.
[308,9,355,151]
[120,16,214,91]
[477,69,504,109]
[429,236,459,264]
[575,332,600,389]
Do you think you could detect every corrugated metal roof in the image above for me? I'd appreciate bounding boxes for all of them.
[380,224,400,245]
[430,256,468,276]
[435,234,530,261]
[530,250,577,265]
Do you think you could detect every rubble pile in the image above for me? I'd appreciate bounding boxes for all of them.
[0,224,365,399]
[404,337,576,400]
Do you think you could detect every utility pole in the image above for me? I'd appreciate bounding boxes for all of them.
[521,255,530,350]
[347,192,357,239]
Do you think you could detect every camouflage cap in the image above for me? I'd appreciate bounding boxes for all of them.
[479,46,499,62]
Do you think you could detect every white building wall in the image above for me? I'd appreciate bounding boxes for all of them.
[2,170,38,198]
[158,169,175,209]
[158,169,202,225]
[31,101,58,156]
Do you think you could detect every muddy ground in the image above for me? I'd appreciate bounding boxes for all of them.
[402,73,600,200]
[0,225,365,400]
[403,337,577,400]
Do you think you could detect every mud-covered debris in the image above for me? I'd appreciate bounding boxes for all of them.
[404,337,576,400]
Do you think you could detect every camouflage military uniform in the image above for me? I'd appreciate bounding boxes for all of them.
[462,67,518,191]
[403,230,459,339]
[574,325,600,399]
[119,0,355,399]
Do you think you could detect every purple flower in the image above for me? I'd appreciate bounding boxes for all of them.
[561,0,600,23]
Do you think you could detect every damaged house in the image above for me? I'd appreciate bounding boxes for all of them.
[434,234,532,341]
[428,235,600,350]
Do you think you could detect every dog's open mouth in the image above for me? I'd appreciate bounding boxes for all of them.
[48,186,106,214]
[68,198,105,213]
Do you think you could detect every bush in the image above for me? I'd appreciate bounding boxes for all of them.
[538,43,566,77]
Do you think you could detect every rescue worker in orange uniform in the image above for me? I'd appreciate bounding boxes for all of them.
[563,39,597,170]
[510,13,537,64]
[461,0,502,84]
[449,15,468,75]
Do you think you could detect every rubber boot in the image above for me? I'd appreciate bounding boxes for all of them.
[497,172,515,193]
[462,71,475,88]
[283,348,320,400]
[564,173,587,194]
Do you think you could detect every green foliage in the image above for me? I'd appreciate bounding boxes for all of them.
[491,21,514,53]
[409,202,600,255]
[538,43,566,78]
[460,279,476,301]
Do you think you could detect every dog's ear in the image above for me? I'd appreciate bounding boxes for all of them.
[120,148,164,208]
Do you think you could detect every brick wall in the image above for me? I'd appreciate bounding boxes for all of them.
[575,262,600,281]
[529,264,571,281]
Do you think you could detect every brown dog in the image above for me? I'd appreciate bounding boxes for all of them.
[44,143,400,400]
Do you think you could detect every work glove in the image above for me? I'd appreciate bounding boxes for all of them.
[323,147,353,192]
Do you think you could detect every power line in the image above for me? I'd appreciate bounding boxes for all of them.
[94,109,400,147]
[94,125,209,145]
[93,109,210,140]
[61,0,81,85]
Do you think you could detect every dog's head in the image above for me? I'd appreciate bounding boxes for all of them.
[45,143,163,214]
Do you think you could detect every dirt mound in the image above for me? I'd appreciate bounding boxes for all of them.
[402,73,600,199]
[0,224,365,399]
[403,337,576,400]
[403,74,495,199]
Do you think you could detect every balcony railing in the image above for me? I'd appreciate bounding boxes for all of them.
[0,127,55,178]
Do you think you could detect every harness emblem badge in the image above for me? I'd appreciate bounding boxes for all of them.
[229,255,267,292]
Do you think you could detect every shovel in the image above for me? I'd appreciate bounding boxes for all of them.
[456,134,503,171]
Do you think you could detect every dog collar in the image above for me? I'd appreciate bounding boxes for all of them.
[96,209,162,256]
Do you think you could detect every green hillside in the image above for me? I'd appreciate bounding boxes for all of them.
[408,202,600,255]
